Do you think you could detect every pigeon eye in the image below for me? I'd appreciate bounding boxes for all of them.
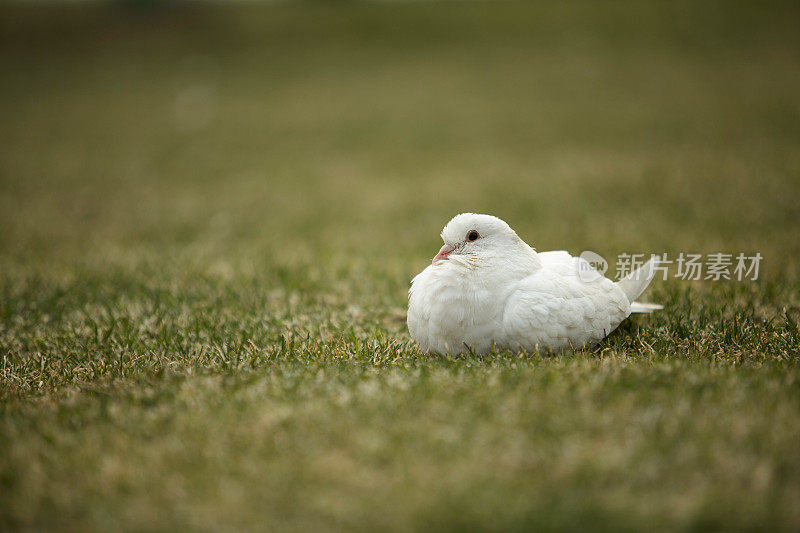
[467,230,480,242]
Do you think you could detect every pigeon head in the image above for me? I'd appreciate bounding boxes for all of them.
[432,213,524,265]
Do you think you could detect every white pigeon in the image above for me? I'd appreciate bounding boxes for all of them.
[407,213,662,354]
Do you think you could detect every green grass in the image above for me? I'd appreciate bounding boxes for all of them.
[2,1,800,530]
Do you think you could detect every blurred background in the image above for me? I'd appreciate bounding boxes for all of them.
[2,0,799,286]
[3,3,800,530]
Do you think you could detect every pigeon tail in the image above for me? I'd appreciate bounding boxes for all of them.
[617,256,661,310]
[630,301,663,313]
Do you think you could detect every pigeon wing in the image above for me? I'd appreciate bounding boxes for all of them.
[501,268,629,351]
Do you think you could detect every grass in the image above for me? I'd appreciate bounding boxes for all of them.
[1,1,800,530]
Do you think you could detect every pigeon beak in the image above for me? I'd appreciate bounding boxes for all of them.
[432,244,455,264]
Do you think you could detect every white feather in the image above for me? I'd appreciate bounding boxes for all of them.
[407,213,662,353]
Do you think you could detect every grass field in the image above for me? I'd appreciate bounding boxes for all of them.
[2,1,800,530]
